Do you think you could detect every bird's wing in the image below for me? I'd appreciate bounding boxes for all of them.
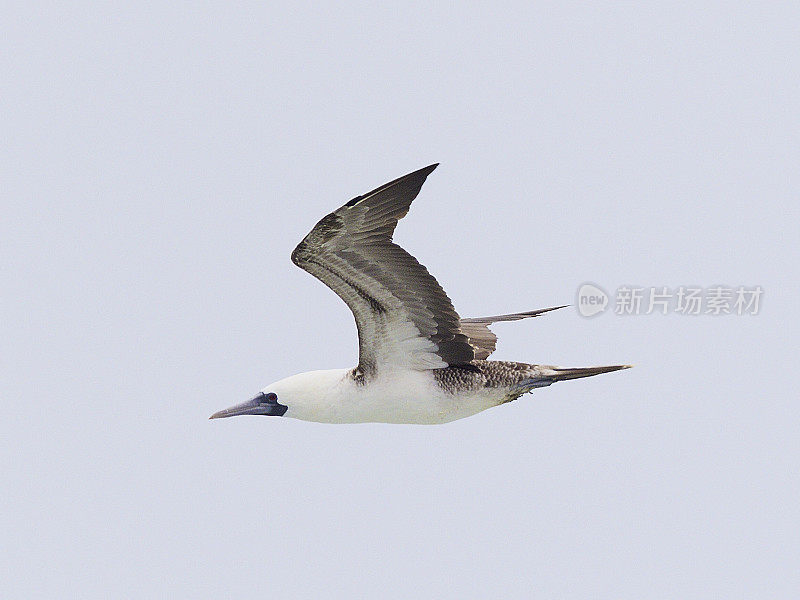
[291,164,475,375]
[460,306,567,359]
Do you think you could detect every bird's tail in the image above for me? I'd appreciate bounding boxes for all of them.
[522,364,632,389]
[543,364,632,381]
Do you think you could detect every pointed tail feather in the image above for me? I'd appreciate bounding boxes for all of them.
[521,364,632,390]
[541,364,632,382]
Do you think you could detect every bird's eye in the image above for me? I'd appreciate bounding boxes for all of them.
[264,392,278,403]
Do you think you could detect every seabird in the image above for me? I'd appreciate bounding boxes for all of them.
[210,164,630,424]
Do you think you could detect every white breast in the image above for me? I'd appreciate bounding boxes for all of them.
[280,368,503,424]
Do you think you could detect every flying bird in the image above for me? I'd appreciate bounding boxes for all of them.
[210,164,630,424]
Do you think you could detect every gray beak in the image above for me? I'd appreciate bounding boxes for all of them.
[209,393,287,419]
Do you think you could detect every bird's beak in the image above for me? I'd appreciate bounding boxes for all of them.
[209,393,288,419]
[209,396,268,419]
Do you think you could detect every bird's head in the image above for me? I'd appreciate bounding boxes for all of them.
[209,369,347,421]
[209,390,288,419]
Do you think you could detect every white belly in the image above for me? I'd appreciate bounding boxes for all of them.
[283,369,505,424]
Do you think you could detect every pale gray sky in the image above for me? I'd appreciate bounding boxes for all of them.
[3,3,798,598]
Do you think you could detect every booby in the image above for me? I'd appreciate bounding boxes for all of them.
[210,164,630,424]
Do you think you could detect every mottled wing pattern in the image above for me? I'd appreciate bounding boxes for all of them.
[291,164,475,375]
[460,306,567,359]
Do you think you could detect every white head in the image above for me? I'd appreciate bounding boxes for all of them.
[209,369,348,421]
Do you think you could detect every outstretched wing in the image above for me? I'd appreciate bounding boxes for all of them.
[291,164,475,375]
[460,306,567,359]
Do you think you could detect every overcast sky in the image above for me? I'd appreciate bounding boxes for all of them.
[3,3,798,598]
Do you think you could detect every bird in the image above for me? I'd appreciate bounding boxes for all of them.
[210,164,630,424]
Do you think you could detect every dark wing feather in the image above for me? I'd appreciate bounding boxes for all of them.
[291,165,474,374]
[460,306,567,359]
